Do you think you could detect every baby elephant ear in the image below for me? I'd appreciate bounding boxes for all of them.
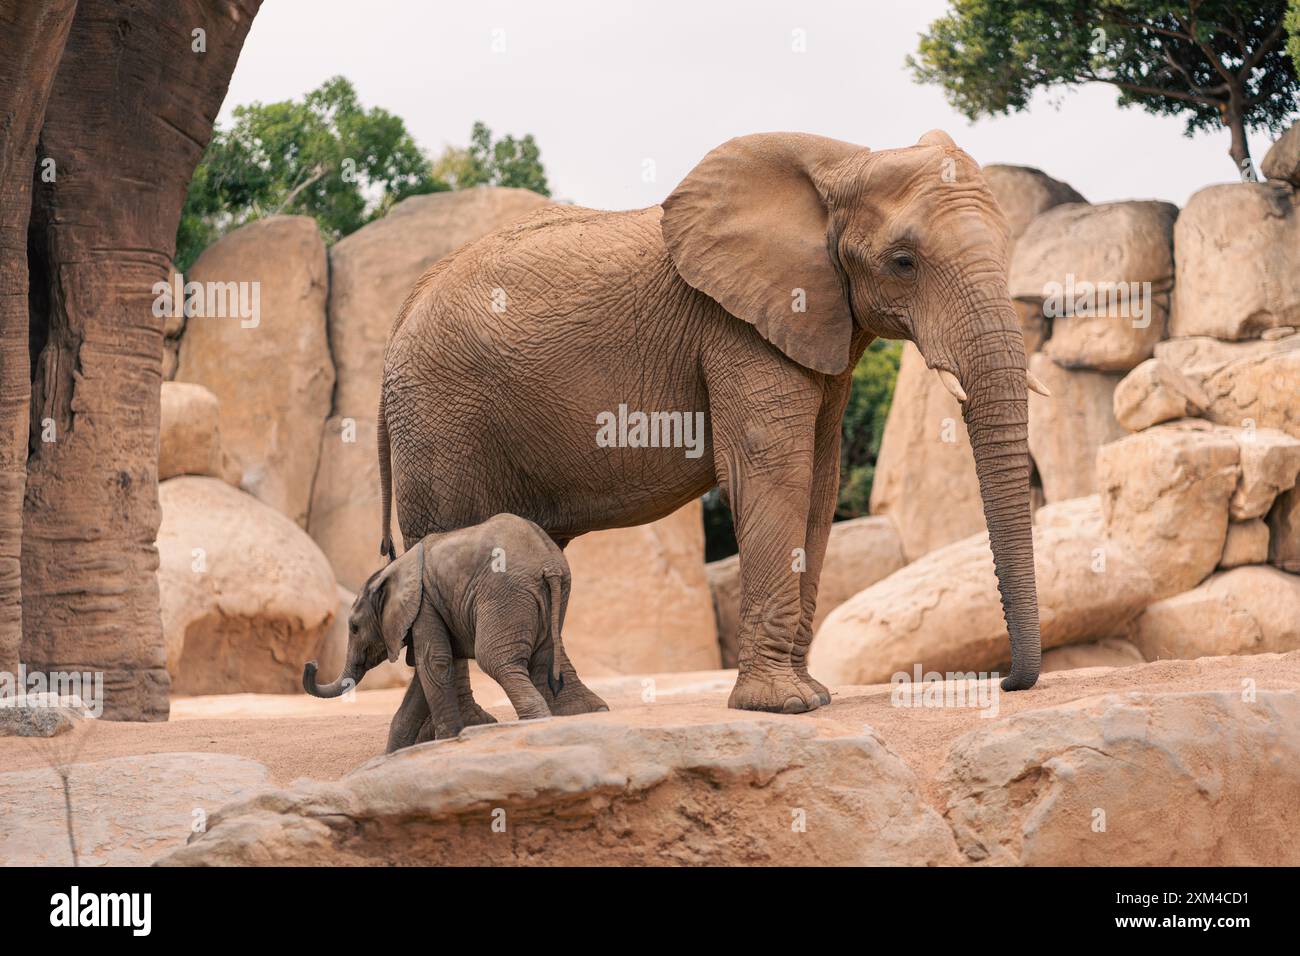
[661,132,865,376]
[373,541,424,662]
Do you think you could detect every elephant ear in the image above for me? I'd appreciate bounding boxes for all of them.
[370,541,424,662]
[661,132,866,375]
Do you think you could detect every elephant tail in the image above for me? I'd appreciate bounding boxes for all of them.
[377,393,396,562]
[543,570,566,697]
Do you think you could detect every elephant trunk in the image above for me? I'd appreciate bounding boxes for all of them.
[302,658,360,699]
[950,301,1042,691]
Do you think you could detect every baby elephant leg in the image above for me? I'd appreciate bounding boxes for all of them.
[386,677,431,753]
[454,659,498,726]
[413,610,465,740]
[475,599,553,721]
[530,642,609,716]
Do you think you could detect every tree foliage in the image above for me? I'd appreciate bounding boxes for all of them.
[431,121,552,195]
[910,1,1298,173]
[1289,0,1300,72]
[175,79,552,270]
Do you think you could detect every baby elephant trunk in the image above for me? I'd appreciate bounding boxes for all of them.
[544,571,566,697]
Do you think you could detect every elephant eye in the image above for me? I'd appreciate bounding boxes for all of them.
[890,253,917,276]
[349,622,358,634]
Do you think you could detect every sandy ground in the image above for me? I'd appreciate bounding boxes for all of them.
[2,654,1296,801]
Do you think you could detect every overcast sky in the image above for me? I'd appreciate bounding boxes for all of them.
[221,0,1283,210]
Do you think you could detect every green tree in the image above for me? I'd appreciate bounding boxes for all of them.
[175,76,445,270]
[432,121,551,196]
[910,1,1298,176]
[701,339,903,561]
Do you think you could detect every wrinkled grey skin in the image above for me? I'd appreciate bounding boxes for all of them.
[377,131,1042,734]
[303,514,608,751]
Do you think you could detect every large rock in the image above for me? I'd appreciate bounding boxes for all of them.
[1154,332,1300,440]
[1096,422,1240,599]
[810,497,1155,685]
[1010,201,1177,372]
[1040,638,1144,673]
[1111,358,1209,432]
[707,515,906,668]
[309,188,550,587]
[1026,352,1125,501]
[939,690,1300,865]
[1220,518,1269,569]
[1261,121,1300,186]
[563,500,720,676]
[981,164,1085,249]
[159,712,958,866]
[1127,566,1300,661]
[157,477,338,695]
[1269,485,1300,571]
[1229,426,1300,519]
[1170,182,1300,339]
[869,342,984,561]
[159,381,230,482]
[176,215,333,527]
[0,752,270,866]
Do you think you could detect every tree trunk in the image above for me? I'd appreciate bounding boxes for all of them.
[22,0,261,720]
[0,0,78,680]
[1225,94,1254,179]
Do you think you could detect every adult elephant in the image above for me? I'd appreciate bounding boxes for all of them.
[376,130,1045,735]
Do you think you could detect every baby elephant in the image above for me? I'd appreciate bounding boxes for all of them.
[303,513,608,749]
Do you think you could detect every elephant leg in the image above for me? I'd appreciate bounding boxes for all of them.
[413,609,465,740]
[475,601,553,721]
[386,677,430,753]
[527,575,608,716]
[713,398,823,713]
[454,659,498,726]
[790,390,852,707]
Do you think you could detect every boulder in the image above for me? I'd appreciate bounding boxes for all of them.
[306,415,381,591]
[1229,426,1300,519]
[0,693,86,738]
[159,381,229,482]
[313,585,412,691]
[1040,638,1145,673]
[809,497,1155,685]
[1269,486,1300,572]
[707,515,906,668]
[869,343,985,561]
[157,477,338,695]
[1026,352,1125,501]
[1170,182,1300,339]
[1260,120,1300,188]
[176,215,334,527]
[309,188,550,586]
[1010,201,1177,372]
[0,752,270,865]
[1154,332,1300,441]
[1096,422,1240,599]
[159,712,958,866]
[981,164,1085,249]
[939,690,1300,865]
[1128,566,1300,661]
[562,500,720,676]
[1111,358,1209,432]
[1220,518,1269,569]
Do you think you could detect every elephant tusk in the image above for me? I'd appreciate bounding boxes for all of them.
[1026,370,1052,397]
[937,369,967,403]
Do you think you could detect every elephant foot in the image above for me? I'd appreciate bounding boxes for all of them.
[796,668,832,707]
[728,667,824,714]
[550,687,610,717]
[460,702,499,726]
